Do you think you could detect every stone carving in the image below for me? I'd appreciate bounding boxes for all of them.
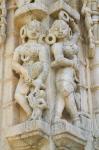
[81,0,95,58]
[12,20,49,117]
[0,0,6,45]
[47,11,80,126]
[15,0,37,8]
[27,89,48,120]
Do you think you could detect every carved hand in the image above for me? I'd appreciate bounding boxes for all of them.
[22,70,31,83]
[51,58,74,68]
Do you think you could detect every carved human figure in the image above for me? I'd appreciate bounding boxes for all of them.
[12,20,49,116]
[48,11,80,126]
[81,0,95,57]
[27,90,48,120]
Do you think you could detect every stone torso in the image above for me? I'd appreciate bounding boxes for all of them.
[15,42,44,79]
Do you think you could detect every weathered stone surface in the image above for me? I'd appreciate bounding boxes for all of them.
[52,120,89,148]
[0,0,99,150]
[5,120,50,150]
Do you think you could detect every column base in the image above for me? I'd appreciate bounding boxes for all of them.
[5,120,50,150]
[52,120,89,150]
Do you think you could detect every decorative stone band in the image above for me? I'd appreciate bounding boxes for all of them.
[7,5,17,11]
[2,101,15,109]
[90,63,99,70]
[91,85,99,92]
[14,3,48,29]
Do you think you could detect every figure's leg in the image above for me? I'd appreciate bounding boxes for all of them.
[15,93,32,116]
[31,109,36,120]
[15,79,32,116]
[55,93,65,121]
[88,29,94,48]
[30,109,42,120]
[65,93,80,127]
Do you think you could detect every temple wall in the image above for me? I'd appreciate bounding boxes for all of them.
[0,0,99,150]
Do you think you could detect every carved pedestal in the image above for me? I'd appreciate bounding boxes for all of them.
[52,120,88,150]
[5,120,50,150]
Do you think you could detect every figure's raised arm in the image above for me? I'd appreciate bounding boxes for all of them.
[70,18,80,44]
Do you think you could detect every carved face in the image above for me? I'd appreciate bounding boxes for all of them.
[20,20,42,42]
[50,20,70,39]
[27,20,41,40]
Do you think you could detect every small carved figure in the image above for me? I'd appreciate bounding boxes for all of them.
[12,20,49,117]
[81,0,95,57]
[48,11,80,126]
[27,90,48,120]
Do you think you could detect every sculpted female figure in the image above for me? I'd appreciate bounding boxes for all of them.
[48,11,80,126]
[12,20,49,117]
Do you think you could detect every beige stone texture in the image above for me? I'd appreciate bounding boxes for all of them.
[0,0,99,150]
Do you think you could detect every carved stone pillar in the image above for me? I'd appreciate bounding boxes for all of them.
[2,0,18,128]
[86,1,99,149]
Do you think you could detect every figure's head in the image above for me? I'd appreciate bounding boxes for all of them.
[49,20,71,39]
[20,19,42,43]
